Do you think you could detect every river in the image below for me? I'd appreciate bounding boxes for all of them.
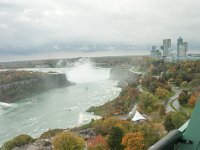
[0,63,121,145]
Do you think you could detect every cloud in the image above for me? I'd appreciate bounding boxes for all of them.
[0,0,200,60]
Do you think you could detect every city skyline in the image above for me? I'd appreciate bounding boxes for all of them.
[0,0,200,61]
[150,37,192,59]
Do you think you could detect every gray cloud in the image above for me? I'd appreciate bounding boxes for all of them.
[0,0,200,61]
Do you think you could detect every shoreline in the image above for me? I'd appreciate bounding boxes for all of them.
[0,67,140,148]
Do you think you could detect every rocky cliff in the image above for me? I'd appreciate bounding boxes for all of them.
[0,73,72,103]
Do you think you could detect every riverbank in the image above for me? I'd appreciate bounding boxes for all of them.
[1,58,199,150]
[0,67,141,149]
[87,68,140,117]
[0,70,72,103]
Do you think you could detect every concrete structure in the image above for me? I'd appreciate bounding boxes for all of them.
[177,37,188,57]
[163,39,171,57]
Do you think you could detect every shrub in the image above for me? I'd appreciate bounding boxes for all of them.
[2,134,34,150]
[52,132,85,150]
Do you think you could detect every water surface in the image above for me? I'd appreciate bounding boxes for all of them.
[0,65,121,145]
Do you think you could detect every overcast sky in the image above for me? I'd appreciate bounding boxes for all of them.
[0,0,200,61]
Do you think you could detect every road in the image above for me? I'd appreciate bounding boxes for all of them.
[165,87,181,113]
[126,67,181,120]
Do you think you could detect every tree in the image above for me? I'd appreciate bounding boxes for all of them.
[130,123,160,149]
[188,91,200,107]
[163,112,187,132]
[159,104,166,116]
[107,126,124,150]
[52,132,85,150]
[155,87,170,99]
[178,90,190,105]
[87,135,108,150]
[138,92,158,113]
[122,132,144,150]
[174,76,182,86]
[180,81,188,89]
[163,113,174,131]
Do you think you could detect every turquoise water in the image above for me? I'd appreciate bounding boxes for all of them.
[0,65,121,145]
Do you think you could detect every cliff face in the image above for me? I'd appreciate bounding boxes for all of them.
[0,73,72,103]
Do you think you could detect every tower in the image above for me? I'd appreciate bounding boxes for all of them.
[163,39,171,57]
[177,37,188,57]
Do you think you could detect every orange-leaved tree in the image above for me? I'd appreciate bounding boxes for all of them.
[87,135,108,150]
[122,132,144,150]
[188,91,200,107]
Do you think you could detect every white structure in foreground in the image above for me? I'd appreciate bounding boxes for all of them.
[132,111,146,122]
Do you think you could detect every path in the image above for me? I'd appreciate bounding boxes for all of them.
[165,87,181,113]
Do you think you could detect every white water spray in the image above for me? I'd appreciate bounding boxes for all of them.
[67,59,110,83]
[0,102,13,109]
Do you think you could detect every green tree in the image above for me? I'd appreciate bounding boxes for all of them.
[107,126,124,150]
[163,112,187,131]
[138,92,158,113]
[163,112,174,131]
[155,87,170,99]
[178,90,190,105]
[180,81,188,89]
[52,132,85,150]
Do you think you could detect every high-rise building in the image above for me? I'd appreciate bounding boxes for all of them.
[152,46,156,51]
[163,39,171,57]
[150,46,162,59]
[177,37,188,57]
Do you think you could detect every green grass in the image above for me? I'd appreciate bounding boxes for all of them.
[170,98,178,111]
[182,104,194,116]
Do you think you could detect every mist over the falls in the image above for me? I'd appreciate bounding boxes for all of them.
[66,60,110,83]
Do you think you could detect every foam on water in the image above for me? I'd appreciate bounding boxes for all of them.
[78,113,101,124]
[0,102,13,108]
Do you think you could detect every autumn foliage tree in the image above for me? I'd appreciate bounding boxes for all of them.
[121,132,144,150]
[188,91,200,107]
[87,135,108,150]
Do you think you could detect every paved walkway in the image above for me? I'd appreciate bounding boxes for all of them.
[165,87,181,113]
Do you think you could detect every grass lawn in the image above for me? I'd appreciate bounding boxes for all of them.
[182,104,194,116]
